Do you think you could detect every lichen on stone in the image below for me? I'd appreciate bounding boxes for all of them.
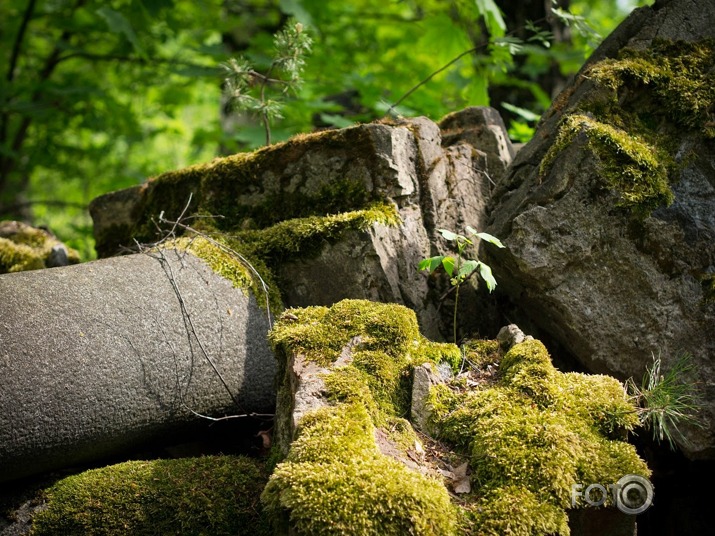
[30,455,271,536]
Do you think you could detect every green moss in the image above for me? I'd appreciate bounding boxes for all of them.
[428,339,649,535]
[540,39,715,217]
[269,298,419,367]
[466,486,569,536]
[30,455,271,536]
[266,300,465,533]
[171,236,254,289]
[414,339,463,373]
[261,403,457,536]
[109,126,383,251]
[166,235,283,313]
[153,202,399,313]
[701,273,715,303]
[540,114,673,216]
[589,39,715,137]
[0,224,80,273]
[462,339,501,369]
[0,238,46,273]
[268,302,648,534]
[236,202,401,265]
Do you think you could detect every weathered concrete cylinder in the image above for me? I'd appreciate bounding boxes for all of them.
[0,250,276,483]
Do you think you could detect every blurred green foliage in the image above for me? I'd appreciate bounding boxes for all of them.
[0,0,647,260]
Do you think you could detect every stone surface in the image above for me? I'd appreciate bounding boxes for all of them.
[484,0,715,458]
[0,250,275,483]
[410,363,444,433]
[90,108,514,341]
[496,324,532,351]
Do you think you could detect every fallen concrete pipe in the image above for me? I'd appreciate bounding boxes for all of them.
[0,250,276,483]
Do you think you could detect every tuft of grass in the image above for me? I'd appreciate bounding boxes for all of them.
[626,352,703,449]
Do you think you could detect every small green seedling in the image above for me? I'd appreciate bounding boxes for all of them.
[419,227,505,343]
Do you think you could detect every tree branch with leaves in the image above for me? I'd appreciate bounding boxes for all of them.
[222,20,312,146]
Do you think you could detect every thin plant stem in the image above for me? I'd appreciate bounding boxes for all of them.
[453,283,459,345]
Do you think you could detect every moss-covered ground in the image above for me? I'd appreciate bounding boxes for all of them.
[429,338,650,535]
[30,455,271,536]
[262,299,650,535]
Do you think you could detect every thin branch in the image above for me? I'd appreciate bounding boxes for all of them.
[161,218,274,330]
[150,194,273,328]
[6,0,37,83]
[259,64,277,145]
[248,69,290,85]
[156,313,272,422]
[385,46,481,117]
[56,51,218,72]
[383,17,549,117]
[0,199,89,215]
[151,246,245,412]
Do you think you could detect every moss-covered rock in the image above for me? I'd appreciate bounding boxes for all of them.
[540,39,715,217]
[265,299,461,535]
[429,339,649,535]
[30,455,271,536]
[154,202,399,313]
[0,221,80,273]
[261,403,457,536]
[265,300,649,535]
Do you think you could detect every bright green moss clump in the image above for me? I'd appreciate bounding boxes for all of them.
[588,40,715,137]
[265,300,461,535]
[30,455,271,536]
[429,339,649,535]
[261,403,457,536]
[267,302,649,535]
[270,298,421,367]
[236,202,400,265]
[0,221,80,273]
[541,39,715,217]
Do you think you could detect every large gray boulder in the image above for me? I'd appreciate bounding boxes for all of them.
[90,109,514,341]
[485,0,715,458]
[0,249,275,483]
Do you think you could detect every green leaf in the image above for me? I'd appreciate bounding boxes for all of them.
[502,102,541,123]
[419,256,445,273]
[438,229,460,242]
[475,0,506,37]
[476,232,506,248]
[441,257,455,277]
[458,260,479,278]
[477,262,498,292]
[95,7,145,56]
